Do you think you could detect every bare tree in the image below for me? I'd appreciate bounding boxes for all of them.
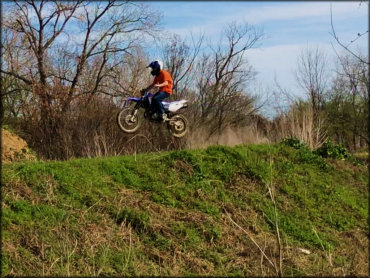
[110,47,152,98]
[330,4,369,66]
[161,33,204,99]
[2,0,160,159]
[295,46,329,123]
[325,53,369,149]
[194,22,263,138]
[3,1,82,121]
[329,2,369,152]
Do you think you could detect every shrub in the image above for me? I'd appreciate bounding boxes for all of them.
[281,137,307,149]
[280,137,331,170]
[314,141,349,160]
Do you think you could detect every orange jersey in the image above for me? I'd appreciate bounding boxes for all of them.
[153,70,173,94]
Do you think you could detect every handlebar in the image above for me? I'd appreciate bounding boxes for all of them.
[140,89,146,96]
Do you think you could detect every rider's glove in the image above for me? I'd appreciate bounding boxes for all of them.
[140,89,146,96]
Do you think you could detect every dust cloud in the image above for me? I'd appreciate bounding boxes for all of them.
[186,125,270,150]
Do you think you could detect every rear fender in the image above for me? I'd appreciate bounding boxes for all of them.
[164,100,188,112]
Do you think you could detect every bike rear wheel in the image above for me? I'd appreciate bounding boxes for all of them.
[117,107,142,133]
[167,114,189,138]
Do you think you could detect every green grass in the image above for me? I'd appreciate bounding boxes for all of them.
[2,144,368,276]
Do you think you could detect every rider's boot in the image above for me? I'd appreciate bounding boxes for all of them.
[162,114,169,122]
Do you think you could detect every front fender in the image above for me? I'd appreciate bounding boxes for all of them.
[122,97,141,107]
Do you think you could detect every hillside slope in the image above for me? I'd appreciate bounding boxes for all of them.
[1,144,368,276]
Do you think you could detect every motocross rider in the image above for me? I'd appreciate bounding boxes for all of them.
[141,60,173,121]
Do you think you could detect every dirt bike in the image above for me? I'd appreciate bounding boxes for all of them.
[117,90,189,138]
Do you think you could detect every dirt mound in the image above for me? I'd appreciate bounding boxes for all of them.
[1,129,36,163]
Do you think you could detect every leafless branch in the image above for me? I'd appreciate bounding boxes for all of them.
[330,6,369,65]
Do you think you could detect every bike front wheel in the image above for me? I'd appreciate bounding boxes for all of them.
[117,107,142,133]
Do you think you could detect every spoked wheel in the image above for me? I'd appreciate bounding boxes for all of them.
[167,114,189,138]
[117,107,142,133]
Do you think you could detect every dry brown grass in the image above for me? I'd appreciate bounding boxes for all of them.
[273,103,326,149]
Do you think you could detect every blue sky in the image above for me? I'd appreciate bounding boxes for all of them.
[144,1,368,108]
[3,1,367,114]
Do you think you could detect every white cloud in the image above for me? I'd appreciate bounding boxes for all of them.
[159,2,368,89]
[238,2,366,24]
[246,42,338,94]
[156,1,366,24]
[163,2,367,39]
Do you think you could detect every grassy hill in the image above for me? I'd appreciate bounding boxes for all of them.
[1,144,368,276]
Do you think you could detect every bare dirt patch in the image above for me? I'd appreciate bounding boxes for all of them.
[1,129,36,163]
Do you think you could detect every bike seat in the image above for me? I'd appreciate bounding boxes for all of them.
[162,100,188,112]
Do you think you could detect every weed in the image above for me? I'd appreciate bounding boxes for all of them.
[2,144,368,276]
[281,137,307,149]
[203,224,222,243]
[144,233,172,251]
[116,208,150,232]
[314,140,349,160]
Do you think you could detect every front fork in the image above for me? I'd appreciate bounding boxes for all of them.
[124,100,140,122]
[130,109,138,122]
